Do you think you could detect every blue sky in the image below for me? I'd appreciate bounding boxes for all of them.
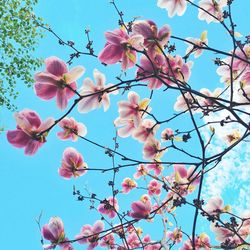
[0,0,249,249]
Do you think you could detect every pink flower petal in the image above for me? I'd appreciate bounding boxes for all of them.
[45,56,68,77]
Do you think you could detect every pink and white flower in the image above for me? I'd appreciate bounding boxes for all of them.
[185,31,208,58]
[147,163,164,176]
[117,91,151,127]
[166,228,182,243]
[7,109,54,155]
[133,119,159,142]
[161,128,174,141]
[132,20,171,55]
[134,164,149,179]
[34,56,85,110]
[100,234,116,249]
[143,138,164,160]
[142,235,161,250]
[121,178,137,194]
[78,69,118,113]
[57,117,87,141]
[75,220,104,250]
[98,28,144,70]
[114,117,136,138]
[203,196,230,216]
[42,217,74,250]
[58,147,87,179]
[137,54,167,89]
[98,197,119,219]
[129,196,152,219]
[157,0,187,17]
[198,0,227,23]
[147,180,162,196]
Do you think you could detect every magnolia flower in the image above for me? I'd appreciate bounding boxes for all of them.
[147,180,162,196]
[198,0,227,23]
[121,178,137,194]
[114,117,136,138]
[129,197,152,219]
[133,119,159,142]
[142,235,161,250]
[134,164,149,179]
[198,88,222,107]
[180,233,210,250]
[34,56,85,110]
[203,196,231,216]
[147,163,164,176]
[137,54,167,89]
[42,217,74,250]
[174,92,196,112]
[98,28,144,70]
[161,128,174,141]
[185,31,208,58]
[58,147,87,179]
[117,91,150,127]
[166,228,182,243]
[157,0,187,17]
[7,109,54,155]
[132,20,171,55]
[143,138,164,160]
[100,234,116,249]
[98,197,119,219]
[165,55,192,85]
[127,232,140,249]
[75,220,104,250]
[57,117,87,141]
[78,69,118,113]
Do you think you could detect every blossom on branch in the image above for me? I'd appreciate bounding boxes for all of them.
[34,56,85,110]
[132,20,171,55]
[42,217,74,250]
[57,117,87,141]
[7,109,54,155]
[98,197,119,219]
[157,0,187,17]
[78,69,118,113]
[129,195,152,219]
[75,220,104,250]
[98,28,144,70]
[58,147,88,179]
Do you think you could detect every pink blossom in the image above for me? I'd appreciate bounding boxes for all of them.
[100,234,116,249]
[147,163,164,176]
[42,217,74,250]
[121,178,137,194]
[148,180,162,196]
[57,117,87,141]
[129,197,152,219]
[98,28,144,70]
[180,233,210,250]
[133,119,159,142]
[185,31,208,58]
[166,228,182,243]
[239,210,250,239]
[118,91,151,127]
[134,164,149,179]
[137,54,167,89]
[198,0,227,23]
[127,232,140,249]
[7,109,54,155]
[78,69,118,113]
[143,138,164,160]
[174,92,197,112]
[75,220,104,250]
[58,147,87,179]
[132,20,171,55]
[114,117,136,138]
[165,55,192,85]
[198,88,222,107]
[34,56,85,110]
[98,197,119,219]
[161,128,174,141]
[203,196,228,216]
[142,235,161,250]
[157,0,187,17]
[210,223,236,244]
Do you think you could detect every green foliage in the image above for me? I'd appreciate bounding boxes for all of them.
[0,0,44,110]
